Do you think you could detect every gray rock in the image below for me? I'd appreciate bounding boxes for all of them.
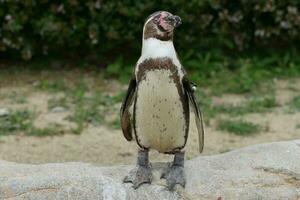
[50,106,67,113]
[0,140,300,200]
[0,108,9,117]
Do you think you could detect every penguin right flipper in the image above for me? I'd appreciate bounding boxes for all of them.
[182,77,204,153]
[120,77,137,141]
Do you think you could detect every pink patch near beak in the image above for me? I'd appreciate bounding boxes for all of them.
[158,13,173,32]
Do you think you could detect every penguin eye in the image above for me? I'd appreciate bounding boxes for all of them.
[152,14,161,25]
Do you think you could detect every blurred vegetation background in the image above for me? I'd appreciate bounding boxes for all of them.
[1,0,299,69]
[0,1,300,163]
[1,1,300,91]
[1,1,300,88]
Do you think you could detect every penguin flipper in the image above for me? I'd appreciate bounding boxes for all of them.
[120,77,137,141]
[183,77,204,153]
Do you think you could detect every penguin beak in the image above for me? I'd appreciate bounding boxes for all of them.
[173,15,182,27]
[166,15,182,28]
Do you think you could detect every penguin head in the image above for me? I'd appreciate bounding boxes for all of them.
[143,11,182,41]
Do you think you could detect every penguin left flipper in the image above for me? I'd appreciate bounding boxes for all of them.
[183,77,205,153]
[120,77,136,141]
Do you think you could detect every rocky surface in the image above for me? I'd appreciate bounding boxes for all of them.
[0,140,300,200]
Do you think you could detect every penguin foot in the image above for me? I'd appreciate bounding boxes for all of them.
[161,152,186,190]
[123,165,152,189]
[161,163,186,190]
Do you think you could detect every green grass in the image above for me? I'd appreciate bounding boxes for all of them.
[66,80,89,104]
[48,97,69,110]
[186,50,300,95]
[287,85,299,92]
[9,94,27,104]
[0,110,33,135]
[198,94,277,125]
[66,87,124,133]
[195,91,215,125]
[34,74,125,133]
[108,117,120,129]
[4,49,300,133]
[67,93,108,133]
[0,109,69,136]
[38,79,120,133]
[34,79,67,92]
[246,95,277,109]
[105,57,133,83]
[288,95,300,112]
[110,91,126,103]
[36,76,125,134]
[214,95,277,116]
[69,104,104,129]
[27,124,65,136]
[217,119,262,135]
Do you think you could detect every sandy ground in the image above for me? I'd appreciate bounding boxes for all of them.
[0,71,299,166]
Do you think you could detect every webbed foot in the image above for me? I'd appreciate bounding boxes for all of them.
[124,165,152,189]
[123,149,152,189]
[161,151,186,190]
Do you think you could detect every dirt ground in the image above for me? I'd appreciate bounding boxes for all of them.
[0,70,299,166]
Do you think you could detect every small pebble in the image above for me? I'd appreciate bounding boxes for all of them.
[0,108,10,117]
[51,106,67,113]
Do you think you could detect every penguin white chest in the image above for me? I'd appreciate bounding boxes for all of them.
[134,69,187,153]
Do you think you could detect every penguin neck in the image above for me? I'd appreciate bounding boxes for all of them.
[140,38,177,61]
[136,37,184,79]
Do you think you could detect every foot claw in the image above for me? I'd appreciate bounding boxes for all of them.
[161,164,186,190]
[123,166,152,189]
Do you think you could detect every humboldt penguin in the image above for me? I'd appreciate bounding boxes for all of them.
[120,11,204,190]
